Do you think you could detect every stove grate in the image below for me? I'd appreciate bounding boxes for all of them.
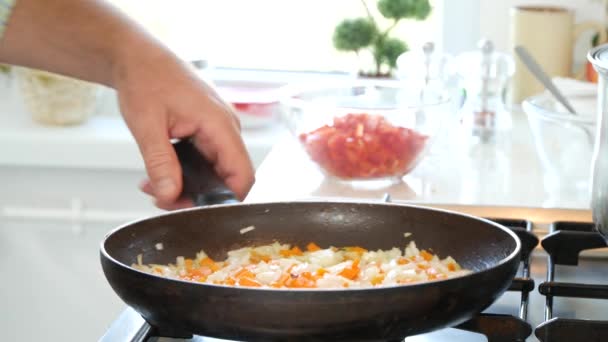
[535,222,608,342]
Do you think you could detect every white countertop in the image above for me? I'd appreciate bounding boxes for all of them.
[246,110,593,210]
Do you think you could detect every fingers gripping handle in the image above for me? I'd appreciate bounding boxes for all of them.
[172,139,239,206]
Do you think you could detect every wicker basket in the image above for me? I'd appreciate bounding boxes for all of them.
[15,67,100,126]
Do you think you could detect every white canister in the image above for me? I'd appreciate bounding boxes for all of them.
[510,6,607,103]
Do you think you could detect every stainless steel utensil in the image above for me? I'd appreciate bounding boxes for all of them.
[515,46,578,115]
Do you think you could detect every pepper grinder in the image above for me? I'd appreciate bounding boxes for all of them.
[455,39,515,144]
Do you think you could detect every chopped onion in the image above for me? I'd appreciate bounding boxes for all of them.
[240,226,256,234]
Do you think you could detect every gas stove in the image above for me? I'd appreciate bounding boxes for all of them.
[100,206,608,342]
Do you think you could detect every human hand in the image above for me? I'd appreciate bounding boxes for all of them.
[114,47,254,210]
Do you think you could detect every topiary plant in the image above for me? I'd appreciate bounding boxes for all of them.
[333,0,432,78]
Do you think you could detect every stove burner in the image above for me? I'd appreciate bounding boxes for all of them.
[535,222,608,342]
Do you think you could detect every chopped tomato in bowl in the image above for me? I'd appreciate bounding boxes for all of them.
[280,81,452,182]
[299,113,429,180]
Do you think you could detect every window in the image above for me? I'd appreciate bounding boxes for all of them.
[109,0,441,73]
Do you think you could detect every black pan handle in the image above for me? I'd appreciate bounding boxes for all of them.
[172,138,239,206]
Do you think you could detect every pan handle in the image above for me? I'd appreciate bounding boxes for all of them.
[172,138,239,206]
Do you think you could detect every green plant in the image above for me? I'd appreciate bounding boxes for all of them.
[333,0,432,77]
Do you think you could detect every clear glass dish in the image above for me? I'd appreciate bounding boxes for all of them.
[522,92,596,193]
[280,80,453,183]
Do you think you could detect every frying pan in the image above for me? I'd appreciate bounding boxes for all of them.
[100,139,521,341]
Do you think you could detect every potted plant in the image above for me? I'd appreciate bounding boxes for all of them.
[332,0,432,78]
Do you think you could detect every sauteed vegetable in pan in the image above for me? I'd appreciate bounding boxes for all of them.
[133,240,470,289]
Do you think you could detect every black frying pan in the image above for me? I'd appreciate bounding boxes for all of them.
[100,139,521,341]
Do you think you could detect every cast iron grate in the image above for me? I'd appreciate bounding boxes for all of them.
[535,222,608,342]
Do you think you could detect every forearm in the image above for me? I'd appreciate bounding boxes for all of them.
[0,0,167,87]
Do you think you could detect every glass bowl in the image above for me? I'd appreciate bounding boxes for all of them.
[280,80,453,183]
[522,92,596,193]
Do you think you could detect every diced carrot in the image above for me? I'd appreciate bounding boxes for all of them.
[417,263,430,270]
[301,271,314,278]
[307,242,321,252]
[234,268,255,280]
[316,268,327,277]
[239,277,262,287]
[271,265,296,288]
[272,273,290,288]
[199,257,214,266]
[286,272,316,288]
[280,246,304,257]
[339,259,360,280]
[250,251,271,263]
[340,268,359,280]
[447,263,457,271]
[397,257,409,265]
[153,267,164,273]
[224,278,236,285]
[184,259,194,269]
[420,250,433,261]
[199,257,220,271]
[188,267,212,278]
